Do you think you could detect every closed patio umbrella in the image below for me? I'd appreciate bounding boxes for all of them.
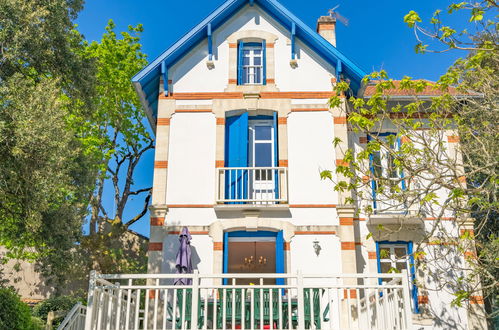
[174,227,193,285]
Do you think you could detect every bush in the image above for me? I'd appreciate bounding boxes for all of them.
[32,295,83,328]
[0,287,41,330]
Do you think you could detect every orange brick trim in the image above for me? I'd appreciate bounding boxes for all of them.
[160,91,338,100]
[149,242,163,251]
[213,242,223,250]
[150,217,165,226]
[447,136,460,143]
[175,109,212,113]
[464,251,476,259]
[279,160,288,167]
[339,217,354,225]
[289,204,336,208]
[401,136,410,144]
[458,176,466,183]
[294,231,336,235]
[331,77,337,83]
[277,117,287,124]
[341,242,356,250]
[161,92,244,100]
[359,136,368,144]
[333,117,347,124]
[215,160,225,168]
[266,78,275,84]
[167,231,209,235]
[354,217,366,221]
[265,43,275,48]
[362,175,370,183]
[157,118,170,125]
[228,79,237,84]
[154,161,168,169]
[216,118,225,125]
[318,23,336,30]
[283,242,291,250]
[368,252,377,259]
[166,204,213,208]
[290,108,329,112]
[229,43,237,48]
[470,296,484,304]
[343,289,357,299]
[418,296,429,304]
[460,229,475,237]
[149,290,157,299]
[336,159,349,167]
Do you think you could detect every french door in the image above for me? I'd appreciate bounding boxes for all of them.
[248,120,275,202]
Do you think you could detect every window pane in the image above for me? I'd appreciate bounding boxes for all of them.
[396,262,407,272]
[253,49,261,55]
[380,262,392,274]
[379,247,391,259]
[394,247,407,258]
[255,143,272,167]
[372,152,382,178]
[255,126,272,140]
[255,67,261,84]
[254,57,261,66]
[242,67,249,84]
[387,153,398,178]
[243,56,250,66]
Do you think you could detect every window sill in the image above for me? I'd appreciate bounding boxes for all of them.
[368,213,423,226]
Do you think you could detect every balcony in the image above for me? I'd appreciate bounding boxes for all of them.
[216,167,288,205]
[81,271,414,330]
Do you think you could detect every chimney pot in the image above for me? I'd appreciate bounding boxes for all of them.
[316,15,336,47]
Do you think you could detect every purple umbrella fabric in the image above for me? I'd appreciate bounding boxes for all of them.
[174,227,193,285]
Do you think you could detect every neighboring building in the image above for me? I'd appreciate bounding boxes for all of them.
[119,0,487,329]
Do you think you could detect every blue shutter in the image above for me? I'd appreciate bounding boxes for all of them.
[276,230,285,285]
[262,40,267,85]
[237,41,244,85]
[407,241,419,313]
[223,232,229,285]
[225,113,249,203]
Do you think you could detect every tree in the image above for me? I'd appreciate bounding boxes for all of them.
[324,0,498,323]
[0,0,97,268]
[78,20,152,275]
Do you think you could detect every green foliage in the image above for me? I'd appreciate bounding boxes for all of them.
[32,295,84,327]
[0,288,41,330]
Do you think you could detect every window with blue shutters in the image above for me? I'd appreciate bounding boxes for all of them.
[376,241,419,313]
[237,40,266,85]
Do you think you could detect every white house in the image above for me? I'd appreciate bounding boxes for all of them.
[78,1,487,329]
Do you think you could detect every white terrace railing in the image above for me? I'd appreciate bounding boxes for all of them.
[57,302,87,330]
[83,271,413,330]
[216,167,288,204]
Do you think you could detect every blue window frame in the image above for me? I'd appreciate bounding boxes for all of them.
[238,41,266,85]
[376,241,419,313]
[367,133,406,212]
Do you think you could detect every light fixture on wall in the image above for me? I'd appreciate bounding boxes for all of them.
[313,240,321,256]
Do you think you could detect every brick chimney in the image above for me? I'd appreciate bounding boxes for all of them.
[316,16,336,47]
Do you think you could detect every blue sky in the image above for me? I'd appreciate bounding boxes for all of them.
[76,0,470,237]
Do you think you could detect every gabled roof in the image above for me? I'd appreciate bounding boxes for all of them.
[132,0,367,126]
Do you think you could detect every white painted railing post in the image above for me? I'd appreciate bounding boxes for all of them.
[401,270,414,329]
[296,270,305,329]
[84,270,97,330]
[190,270,200,330]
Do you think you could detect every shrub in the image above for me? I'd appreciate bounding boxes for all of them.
[0,287,41,330]
[32,295,83,328]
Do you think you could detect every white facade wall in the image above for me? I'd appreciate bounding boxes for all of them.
[165,113,216,204]
[147,4,479,329]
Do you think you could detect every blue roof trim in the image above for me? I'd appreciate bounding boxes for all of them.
[132,0,367,125]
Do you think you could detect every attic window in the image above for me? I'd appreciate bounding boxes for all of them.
[237,41,266,85]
